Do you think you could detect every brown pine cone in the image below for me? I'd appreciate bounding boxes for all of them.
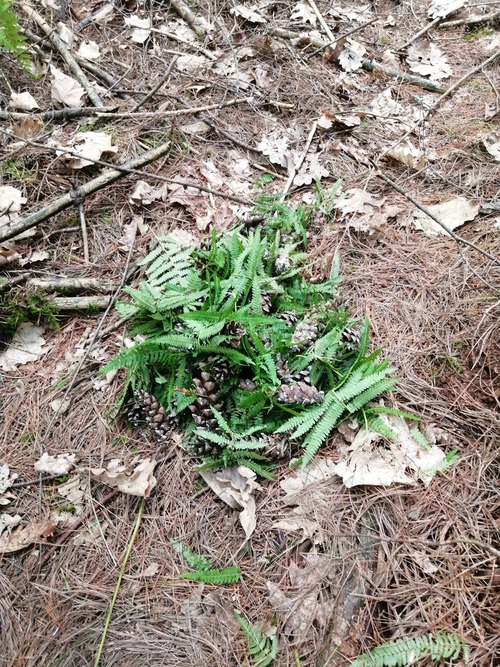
[275,381,324,406]
[290,319,319,352]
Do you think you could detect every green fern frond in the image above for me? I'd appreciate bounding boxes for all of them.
[235,612,278,666]
[0,1,29,67]
[346,377,397,413]
[170,539,211,571]
[410,427,431,451]
[350,632,469,667]
[178,566,241,584]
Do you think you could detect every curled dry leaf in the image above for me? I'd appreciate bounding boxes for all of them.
[293,154,330,186]
[0,323,48,371]
[176,54,209,73]
[129,180,168,205]
[199,465,262,539]
[338,38,366,72]
[90,458,157,497]
[0,465,18,506]
[34,452,77,475]
[428,0,465,19]
[257,131,290,167]
[12,116,44,140]
[0,185,27,225]
[386,140,425,170]
[77,40,101,61]
[483,132,500,161]
[267,579,334,637]
[50,65,86,108]
[334,188,403,235]
[57,22,74,48]
[0,516,57,554]
[124,15,152,44]
[56,131,117,169]
[409,196,479,236]
[230,5,266,24]
[58,474,89,515]
[291,2,317,25]
[407,42,452,81]
[0,241,21,266]
[9,91,39,111]
[318,110,361,129]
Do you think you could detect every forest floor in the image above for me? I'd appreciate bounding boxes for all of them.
[1,1,500,665]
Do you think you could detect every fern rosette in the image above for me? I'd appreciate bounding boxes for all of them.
[102,197,401,471]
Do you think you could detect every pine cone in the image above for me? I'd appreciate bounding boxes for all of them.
[280,310,299,327]
[273,254,292,275]
[341,327,361,351]
[261,291,272,313]
[290,318,319,352]
[189,436,223,458]
[224,321,246,347]
[276,353,293,382]
[204,356,230,383]
[186,364,226,457]
[275,381,324,406]
[128,389,173,443]
[261,433,292,459]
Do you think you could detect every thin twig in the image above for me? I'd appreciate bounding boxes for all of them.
[169,0,205,39]
[440,10,500,28]
[306,18,379,59]
[397,15,442,51]
[371,161,500,272]
[20,4,104,108]
[93,497,145,667]
[378,47,500,162]
[78,204,89,264]
[131,56,177,112]
[280,120,318,201]
[307,0,335,42]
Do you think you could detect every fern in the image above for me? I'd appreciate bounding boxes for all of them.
[350,632,469,667]
[0,0,29,67]
[178,566,241,584]
[170,539,211,571]
[235,612,278,666]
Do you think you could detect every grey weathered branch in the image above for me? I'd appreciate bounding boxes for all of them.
[362,60,447,94]
[0,140,171,243]
[169,0,206,39]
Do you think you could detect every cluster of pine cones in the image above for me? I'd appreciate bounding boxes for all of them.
[127,316,360,460]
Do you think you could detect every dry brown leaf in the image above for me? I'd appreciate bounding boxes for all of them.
[407,42,452,81]
[58,474,89,515]
[253,65,273,90]
[257,131,290,167]
[267,580,334,637]
[129,181,167,205]
[124,15,151,43]
[386,140,425,169]
[50,65,86,108]
[0,242,21,266]
[12,116,44,140]
[0,516,57,554]
[0,323,48,371]
[293,154,330,186]
[56,131,117,169]
[34,452,77,475]
[409,197,479,235]
[9,91,39,111]
[318,110,361,129]
[199,465,262,539]
[291,2,317,25]
[90,458,157,497]
[230,5,266,23]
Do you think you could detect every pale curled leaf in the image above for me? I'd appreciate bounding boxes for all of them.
[338,38,366,72]
[56,131,117,169]
[0,516,57,554]
[407,42,452,81]
[34,452,77,475]
[199,465,262,539]
[230,5,266,23]
[293,154,330,186]
[428,0,465,19]
[124,15,151,44]
[9,91,39,111]
[257,131,290,167]
[90,458,157,497]
[386,140,425,169]
[0,185,27,215]
[77,40,101,61]
[409,197,479,236]
[50,65,86,108]
[291,2,317,25]
[129,180,168,205]
[0,323,47,371]
[0,465,18,505]
[318,110,361,129]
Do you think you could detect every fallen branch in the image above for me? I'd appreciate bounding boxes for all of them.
[48,296,112,310]
[307,0,335,42]
[131,56,177,112]
[0,140,171,243]
[20,3,104,108]
[169,0,206,39]
[27,277,118,293]
[362,59,447,94]
[440,10,500,29]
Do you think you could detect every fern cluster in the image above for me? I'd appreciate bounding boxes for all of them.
[103,195,402,470]
[351,632,469,667]
[235,612,278,666]
[0,1,29,67]
[170,538,241,584]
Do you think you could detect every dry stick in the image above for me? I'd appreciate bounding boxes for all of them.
[372,163,500,271]
[280,120,318,202]
[27,277,118,292]
[151,27,216,60]
[49,296,112,310]
[38,489,119,569]
[78,204,89,264]
[362,59,447,93]
[397,15,442,51]
[307,17,379,58]
[93,497,145,667]
[440,10,500,28]
[20,4,104,108]
[0,139,171,243]
[169,0,205,39]
[378,47,500,162]
[131,56,177,113]
[307,0,335,42]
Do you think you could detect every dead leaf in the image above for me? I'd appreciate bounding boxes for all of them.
[0,185,27,222]
[483,132,500,161]
[411,551,439,574]
[334,188,403,235]
[199,465,262,539]
[0,323,48,371]
[0,242,21,266]
[90,458,157,497]
[381,49,399,69]
[253,65,273,90]
[293,154,330,186]
[56,131,117,169]
[428,0,465,19]
[370,88,403,118]
[9,91,39,111]
[0,465,18,505]
[77,40,101,61]
[267,580,334,636]
[57,22,74,47]
[0,516,57,554]
[34,453,77,475]
[318,110,361,129]
[386,140,425,170]
[333,414,446,488]
[176,54,209,73]
[12,116,44,140]
[407,42,452,81]
[408,197,479,236]
[125,15,151,44]
[257,131,290,167]
[129,180,168,205]
[291,2,317,25]
[230,5,266,23]
[50,65,86,108]
[18,250,49,267]
[338,38,366,72]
